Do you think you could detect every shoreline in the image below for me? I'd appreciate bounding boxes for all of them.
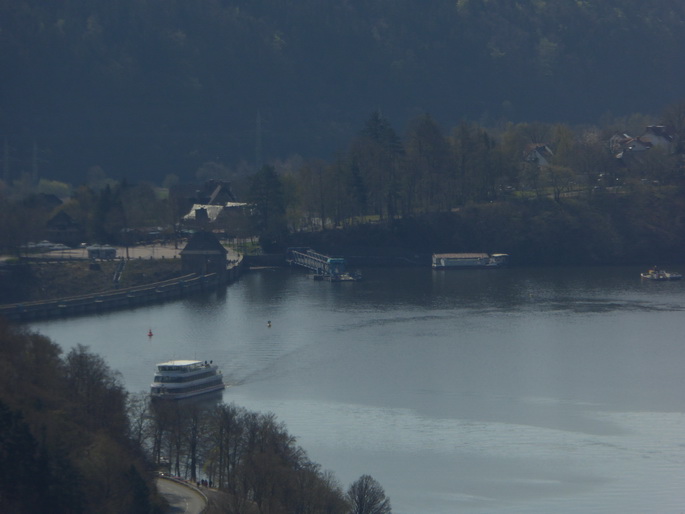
[0,244,244,322]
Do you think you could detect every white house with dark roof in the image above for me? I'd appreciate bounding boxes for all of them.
[611,125,675,163]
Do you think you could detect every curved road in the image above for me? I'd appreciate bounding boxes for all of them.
[155,477,207,514]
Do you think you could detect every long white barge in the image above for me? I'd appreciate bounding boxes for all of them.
[150,360,225,400]
[431,253,509,269]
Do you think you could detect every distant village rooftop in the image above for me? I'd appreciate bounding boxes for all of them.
[183,202,248,223]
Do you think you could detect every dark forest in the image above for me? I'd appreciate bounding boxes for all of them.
[3,0,685,183]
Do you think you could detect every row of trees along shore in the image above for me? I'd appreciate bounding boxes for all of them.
[209,103,685,266]
[285,104,685,226]
[0,320,391,513]
[2,103,685,265]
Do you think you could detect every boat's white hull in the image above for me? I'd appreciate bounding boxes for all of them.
[641,274,682,281]
[432,262,505,269]
[150,382,226,401]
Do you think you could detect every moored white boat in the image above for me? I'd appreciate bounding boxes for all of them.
[150,359,225,400]
[432,253,509,269]
[640,268,683,281]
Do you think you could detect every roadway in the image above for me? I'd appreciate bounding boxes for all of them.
[26,242,240,261]
[155,477,207,514]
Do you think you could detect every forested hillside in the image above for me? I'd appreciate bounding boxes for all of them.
[0,321,382,513]
[2,0,685,184]
[0,322,164,513]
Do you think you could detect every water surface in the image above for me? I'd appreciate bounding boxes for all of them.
[31,266,685,513]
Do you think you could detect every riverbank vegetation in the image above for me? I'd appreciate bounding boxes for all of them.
[137,400,352,513]
[285,185,685,266]
[3,100,685,276]
[3,105,685,269]
[0,321,165,513]
[0,320,390,513]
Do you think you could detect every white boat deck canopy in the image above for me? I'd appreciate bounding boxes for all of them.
[158,360,201,367]
[156,360,209,372]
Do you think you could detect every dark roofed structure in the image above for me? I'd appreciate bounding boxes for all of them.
[523,143,554,167]
[190,179,238,205]
[180,231,228,277]
[44,210,84,246]
[205,180,237,205]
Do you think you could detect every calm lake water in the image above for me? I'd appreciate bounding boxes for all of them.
[30,266,685,513]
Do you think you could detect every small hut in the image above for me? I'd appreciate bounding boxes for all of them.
[180,231,228,277]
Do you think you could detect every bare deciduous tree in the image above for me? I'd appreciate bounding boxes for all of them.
[346,474,391,514]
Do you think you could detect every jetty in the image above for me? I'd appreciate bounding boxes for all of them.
[285,247,360,281]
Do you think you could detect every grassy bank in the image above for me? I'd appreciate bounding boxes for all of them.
[1,259,183,304]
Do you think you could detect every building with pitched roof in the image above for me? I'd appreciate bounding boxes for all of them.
[180,231,228,277]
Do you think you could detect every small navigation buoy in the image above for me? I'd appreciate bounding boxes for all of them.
[267,320,272,328]
[148,329,153,337]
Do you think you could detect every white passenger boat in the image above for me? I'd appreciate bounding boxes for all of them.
[150,360,225,400]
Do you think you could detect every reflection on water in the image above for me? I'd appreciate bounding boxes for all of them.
[30,266,685,513]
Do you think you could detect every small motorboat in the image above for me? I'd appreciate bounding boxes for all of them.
[640,268,683,281]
